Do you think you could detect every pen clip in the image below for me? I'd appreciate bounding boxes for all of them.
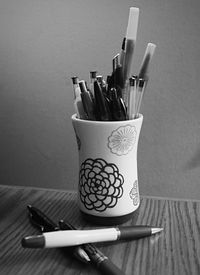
[27,205,59,233]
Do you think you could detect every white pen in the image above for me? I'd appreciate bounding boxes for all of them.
[21,225,163,249]
[138,43,156,79]
[127,76,138,119]
[71,76,85,119]
[135,78,147,118]
[123,7,139,85]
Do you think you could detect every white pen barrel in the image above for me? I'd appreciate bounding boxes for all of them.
[43,228,118,248]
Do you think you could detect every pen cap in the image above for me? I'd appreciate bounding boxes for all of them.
[126,7,139,40]
[71,76,79,85]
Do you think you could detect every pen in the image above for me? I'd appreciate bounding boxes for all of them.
[119,37,126,68]
[71,76,85,119]
[26,205,90,263]
[123,7,139,87]
[21,225,163,248]
[94,80,111,121]
[138,43,156,79]
[89,71,97,97]
[127,76,137,119]
[135,78,147,118]
[79,80,96,120]
[59,220,125,275]
[112,53,124,91]
[109,88,127,121]
[96,75,107,97]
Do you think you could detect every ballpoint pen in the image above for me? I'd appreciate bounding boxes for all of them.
[127,76,137,119]
[26,205,90,263]
[89,71,97,97]
[94,80,111,121]
[109,88,127,121]
[59,220,125,275]
[79,80,96,120]
[22,225,163,248]
[112,53,124,91]
[119,37,126,69]
[96,75,107,97]
[71,76,85,119]
[25,205,125,275]
[135,78,147,118]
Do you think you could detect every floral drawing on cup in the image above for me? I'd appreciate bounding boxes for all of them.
[107,125,137,156]
[79,158,124,212]
[129,180,139,206]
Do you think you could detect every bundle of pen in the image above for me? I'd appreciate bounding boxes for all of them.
[71,7,156,121]
[21,205,163,275]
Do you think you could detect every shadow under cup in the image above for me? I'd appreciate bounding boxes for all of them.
[72,114,143,225]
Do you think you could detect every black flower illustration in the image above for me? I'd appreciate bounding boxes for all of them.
[79,158,124,212]
[129,180,139,206]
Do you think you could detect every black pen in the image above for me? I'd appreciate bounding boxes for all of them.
[26,205,90,263]
[59,220,125,275]
[94,80,111,121]
[79,80,96,120]
[109,88,127,121]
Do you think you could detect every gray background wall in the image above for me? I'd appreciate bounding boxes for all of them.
[0,0,200,199]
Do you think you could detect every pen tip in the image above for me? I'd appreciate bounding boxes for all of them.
[27,205,32,210]
[151,228,163,235]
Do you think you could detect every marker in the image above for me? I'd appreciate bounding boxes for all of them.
[21,225,163,249]
[123,7,139,86]
[138,43,156,79]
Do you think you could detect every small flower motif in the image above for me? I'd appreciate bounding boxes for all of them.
[79,158,124,212]
[129,180,139,206]
[108,125,137,156]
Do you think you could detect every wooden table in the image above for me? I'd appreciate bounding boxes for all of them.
[0,184,200,275]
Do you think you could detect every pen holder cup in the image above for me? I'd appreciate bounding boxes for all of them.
[72,114,143,225]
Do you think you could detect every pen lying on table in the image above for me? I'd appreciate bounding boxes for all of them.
[22,224,163,249]
[25,205,125,275]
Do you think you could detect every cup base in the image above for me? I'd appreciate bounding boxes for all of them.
[80,210,139,225]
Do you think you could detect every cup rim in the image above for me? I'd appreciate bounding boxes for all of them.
[71,113,143,124]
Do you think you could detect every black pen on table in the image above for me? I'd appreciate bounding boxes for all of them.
[26,205,90,263]
[59,220,126,275]
[25,205,125,275]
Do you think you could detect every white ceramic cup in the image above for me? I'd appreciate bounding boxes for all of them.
[72,114,143,225]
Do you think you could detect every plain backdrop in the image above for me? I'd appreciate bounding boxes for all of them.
[0,0,200,199]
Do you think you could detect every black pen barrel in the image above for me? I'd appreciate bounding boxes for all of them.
[98,259,126,275]
[118,226,151,240]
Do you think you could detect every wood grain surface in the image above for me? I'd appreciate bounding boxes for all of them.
[0,185,200,275]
